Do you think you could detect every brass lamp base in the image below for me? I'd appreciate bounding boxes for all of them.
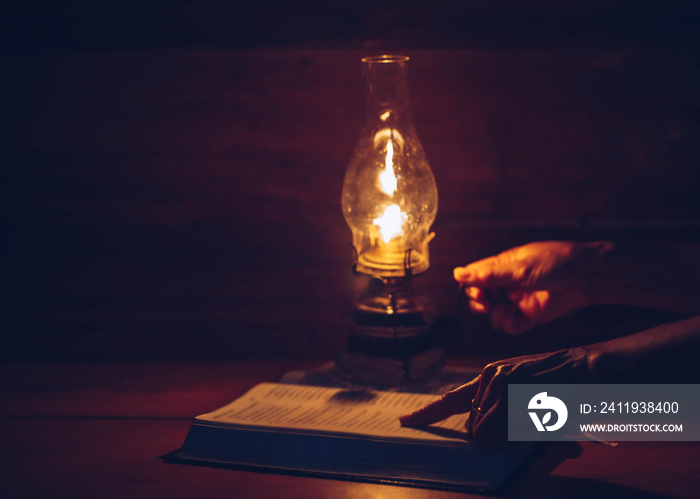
[335,275,445,386]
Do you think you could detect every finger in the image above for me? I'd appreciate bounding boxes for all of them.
[453,254,521,289]
[469,372,509,449]
[465,287,491,313]
[470,399,509,449]
[469,300,490,314]
[502,291,550,334]
[465,394,487,436]
[465,286,487,302]
[472,362,503,418]
[399,377,480,427]
[476,370,506,412]
[470,363,499,417]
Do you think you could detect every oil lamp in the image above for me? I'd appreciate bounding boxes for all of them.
[336,55,443,385]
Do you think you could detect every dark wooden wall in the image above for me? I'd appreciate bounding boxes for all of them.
[4,2,700,360]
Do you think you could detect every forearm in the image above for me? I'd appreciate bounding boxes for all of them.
[587,242,700,315]
[585,315,700,382]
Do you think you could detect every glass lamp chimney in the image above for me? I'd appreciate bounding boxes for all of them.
[342,55,438,277]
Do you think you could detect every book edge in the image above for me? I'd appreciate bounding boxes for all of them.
[191,418,481,449]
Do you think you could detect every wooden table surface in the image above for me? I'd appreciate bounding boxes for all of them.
[1,359,698,499]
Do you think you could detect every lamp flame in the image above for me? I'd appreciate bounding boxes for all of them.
[373,204,407,243]
[378,140,397,196]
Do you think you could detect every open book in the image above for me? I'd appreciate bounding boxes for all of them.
[176,383,533,492]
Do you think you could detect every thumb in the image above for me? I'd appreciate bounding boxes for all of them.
[454,254,523,289]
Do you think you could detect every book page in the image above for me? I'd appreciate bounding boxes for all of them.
[198,383,471,444]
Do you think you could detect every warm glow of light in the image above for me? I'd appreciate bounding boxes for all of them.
[373,204,407,243]
[378,141,397,196]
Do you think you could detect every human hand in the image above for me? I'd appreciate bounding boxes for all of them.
[399,348,592,448]
[455,241,612,334]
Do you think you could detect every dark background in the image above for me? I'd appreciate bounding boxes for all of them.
[4,1,700,361]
